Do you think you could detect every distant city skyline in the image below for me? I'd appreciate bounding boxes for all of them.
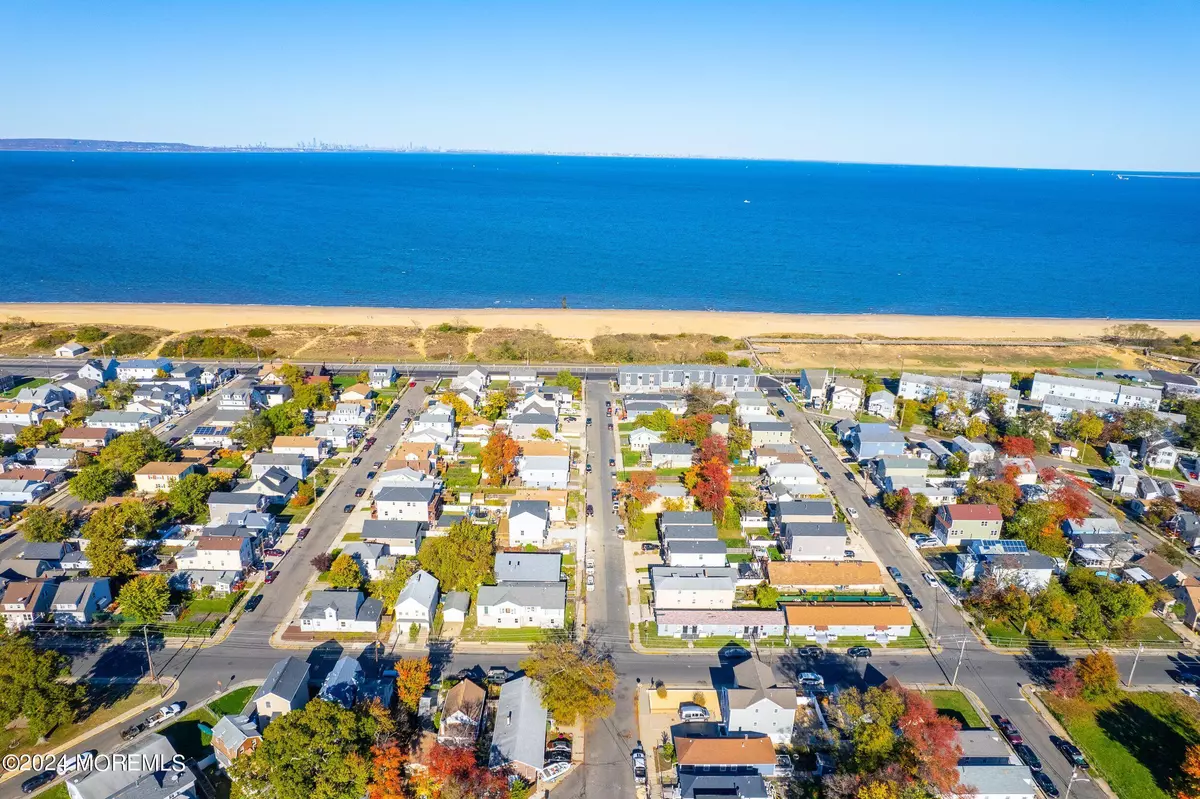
[2,1,1198,171]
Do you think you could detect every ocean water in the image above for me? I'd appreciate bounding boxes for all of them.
[1,152,1197,317]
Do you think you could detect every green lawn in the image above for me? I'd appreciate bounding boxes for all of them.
[1147,466,1184,480]
[618,422,635,432]
[923,689,986,729]
[163,684,259,760]
[39,786,68,799]
[637,622,787,650]
[208,685,258,716]
[1,376,50,398]
[726,552,754,563]
[1046,691,1200,799]
[213,456,245,469]
[460,441,482,457]
[983,616,1180,648]
[623,449,643,467]
[630,513,660,541]
[0,684,161,756]
[323,457,347,468]
[185,591,245,615]
[275,502,314,525]
[444,464,481,489]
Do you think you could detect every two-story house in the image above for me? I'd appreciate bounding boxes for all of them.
[721,657,797,744]
[133,461,198,493]
[375,485,441,522]
[299,590,384,633]
[476,582,566,629]
[49,578,112,625]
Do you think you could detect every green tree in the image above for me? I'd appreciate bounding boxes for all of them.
[275,363,307,387]
[262,402,309,436]
[1072,591,1106,640]
[16,422,51,448]
[98,379,138,410]
[624,498,645,530]
[438,392,473,425]
[98,429,175,476]
[84,530,136,577]
[293,382,333,411]
[118,574,171,623]
[83,500,156,541]
[22,506,73,543]
[229,699,377,799]
[233,413,275,452]
[531,427,553,440]
[754,583,780,609]
[69,463,120,502]
[519,637,616,726]
[480,390,511,421]
[328,553,365,589]
[944,451,970,477]
[1065,411,1104,445]
[550,369,582,395]
[417,519,494,592]
[365,560,419,608]
[1075,651,1119,699]
[0,634,84,741]
[167,473,224,522]
[633,407,675,432]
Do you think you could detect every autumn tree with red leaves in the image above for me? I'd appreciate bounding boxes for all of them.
[1052,480,1091,523]
[897,690,965,795]
[368,742,410,799]
[690,459,731,520]
[413,744,509,799]
[481,431,520,486]
[694,435,730,466]
[1048,665,1083,699]
[672,413,713,445]
[627,471,657,504]
[1038,466,1060,485]
[1000,436,1036,457]
[1179,744,1200,799]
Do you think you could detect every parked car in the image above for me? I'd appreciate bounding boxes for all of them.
[351,457,362,465]
[798,672,826,690]
[994,717,1023,745]
[616,525,627,539]
[244,594,264,612]
[21,772,56,794]
[366,471,376,479]
[1015,743,1042,771]
[486,666,511,684]
[886,566,902,580]
[265,548,284,557]
[799,645,824,659]
[632,744,647,785]
[296,527,310,540]
[608,423,614,430]
[586,417,592,425]
[846,507,859,519]
[843,549,856,558]
[847,646,872,658]
[585,558,595,574]
[609,458,616,467]
[922,572,938,587]
[898,582,915,599]
[55,751,97,777]
[641,542,659,552]
[586,463,592,472]
[120,721,147,741]
[586,504,594,516]
[355,487,366,497]
[909,596,924,611]
[373,461,383,468]
[343,504,355,513]
[1051,736,1088,769]
[144,704,182,728]
[1033,771,1059,797]
[547,736,573,754]
[265,570,280,584]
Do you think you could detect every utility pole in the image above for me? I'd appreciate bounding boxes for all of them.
[142,624,157,681]
[951,637,967,686]
[1127,642,1144,686]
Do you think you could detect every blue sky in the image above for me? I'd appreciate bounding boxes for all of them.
[2,1,1198,170]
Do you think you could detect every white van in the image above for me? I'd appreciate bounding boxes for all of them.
[678,702,710,722]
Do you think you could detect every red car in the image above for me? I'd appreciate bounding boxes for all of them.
[265,570,280,584]
[296,527,310,540]
[265,548,284,557]
[408,381,417,388]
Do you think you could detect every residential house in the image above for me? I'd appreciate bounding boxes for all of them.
[59,426,115,449]
[443,592,471,624]
[1171,511,1200,550]
[369,365,398,388]
[318,655,365,708]
[271,435,328,460]
[783,522,848,561]
[22,541,72,565]
[169,570,241,595]
[2,579,54,630]
[394,570,440,629]
[489,677,548,783]
[847,423,907,461]
[17,384,72,409]
[628,426,665,452]
[76,357,117,384]
[300,590,384,633]
[735,390,773,420]
[867,389,896,419]
[1136,476,1162,502]
[175,535,253,572]
[31,447,76,471]
[86,410,156,431]
[476,581,566,629]
[666,539,729,568]
[677,774,769,799]
[1110,464,1140,496]
[330,402,371,427]
[797,369,831,405]
[710,414,731,437]
[767,560,884,592]
[253,385,292,408]
[933,504,1003,546]
[953,765,1036,799]
[439,677,487,745]
[653,608,785,639]
[748,421,792,448]
[1054,442,1080,460]
[949,436,996,465]
[515,455,569,490]
[115,358,172,381]
[827,376,864,412]
[784,603,913,642]
[0,401,43,426]
[623,392,686,417]
[49,578,112,625]
[1140,437,1179,471]
[957,729,1019,766]
[340,542,389,580]
[721,657,797,744]
[250,452,311,481]
[1180,585,1200,631]
[509,412,557,440]
[207,492,268,524]
[674,735,778,777]
[375,485,441,522]
[650,566,737,609]
[1106,441,1133,467]
[753,444,804,468]
[775,500,836,526]
[510,488,569,523]
[360,520,427,556]
[251,656,311,729]
[55,378,101,404]
[495,552,563,583]
[192,424,236,449]
[899,372,1019,416]
[65,734,196,799]
[211,714,261,768]
[312,423,357,450]
[0,479,52,504]
[234,467,299,501]
[995,457,1038,486]
[764,463,819,491]
[507,500,551,547]
[616,365,756,394]
[412,406,456,438]
[133,461,198,493]
[649,443,695,469]
[662,511,715,528]
[339,383,375,401]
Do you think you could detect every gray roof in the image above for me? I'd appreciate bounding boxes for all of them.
[748,420,791,431]
[649,443,695,456]
[361,519,427,541]
[341,541,386,562]
[832,375,864,390]
[511,412,557,426]
[651,566,737,593]
[678,773,769,799]
[208,491,263,506]
[396,569,439,609]
[776,499,836,517]
[494,552,562,583]
[477,581,567,611]
[869,389,896,403]
[956,765,1034,796]
[22,542,68,561]
[301,590,364,621]
[661,511,715,527]
[783,521,848,538]
[509,500,550,522]
[66,733,194,799]
[727,657,794,710]
[661,524,720,541]
[517,455,569,471]
[443,591,471,614]
[374,485,438,503]
[319,655,364,707]
[253,656,311,703]
[252,452,308,466]
[489,676,548,772]
[667,539,728,556]
[982,551,1057,570]
[51,578,107,608]
[211,713,259,757]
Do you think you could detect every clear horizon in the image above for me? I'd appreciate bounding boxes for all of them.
[2,1,1198,171]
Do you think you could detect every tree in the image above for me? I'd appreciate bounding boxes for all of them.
[262,402,309,436]
[229,698,377,799]
[694,434,730,466]
[1072,591,1107,640]
[690,458,731,520]
[964,417,988,439]
[311,552,334,572]
[69,463,120,502]
[633,407,675,432]
[1005,501,1070,558]
[98,429,174,476]
[413,744,509,799]
[625,498,645,530]
[22,506,72,543]
[233,413,275,452]
[1180,744,1200,799]
[754,583,779,609]
[16,422,52,448]
[366,560,419,608]
[291,479,316,507]
[1075,651,1119,699]
[1144,498,1179,527]
[1000,436,1036,457]
[366,742,409,799]
[438,392,472,425]
[1155,540,1188,566]
[118,574,171,623]
[394,657,431,713]
[944,451,970,477]
[481,390,511,421]
[550,369,582,395]
[627,471,657,503]
[519,637,616,727]
[0,634,84,741]
[480,431,520,485]
[962,478,1019,518]
[531,427,553,440]
[673,414,712,446]
[83,499,156,540]
[85,529,136,577]
[1048,664,1083,699]
[167,473,223,522]
[417,519,494,592]
[684,386,723,416]
[328,553,365,589]
[896,690,964,794]
[1065,411,1104,445]
[98,379,137,410]
[294,382,333,410]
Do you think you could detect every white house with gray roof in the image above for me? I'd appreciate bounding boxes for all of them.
[494,551,562,583]
[649,443,695,469]
[476,581,566,629]
[249,452,310,481]
[252,656,310,729]
[784,522,849,561]
[394,569,439,629]
[360,520,427,556]
[340,542,389,580]
[300,590,383,633]
[515,455,569,490]
[828,375,864,412]
[374,485,440,522]
[665,539,728,568]
[489,677,548,782]
[749,420,792,447]
[899,372,1018,415]
[867,389,896,418]
[629,426,665,452]
[509,412,558,440]
[953,765,1035,799]
[507,500,551,547]
[49,578,111,625]
[650,566,736,609]
[86,410,158,431]
[617,365,757,395]
[721,657,797,743]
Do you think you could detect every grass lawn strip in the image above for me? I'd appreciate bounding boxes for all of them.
[161,685,259,761]
[0,684,161,757]
[923,689,986,729]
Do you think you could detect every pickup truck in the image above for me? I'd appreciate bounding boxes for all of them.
[144,703,183,728]
[632,744,647,785]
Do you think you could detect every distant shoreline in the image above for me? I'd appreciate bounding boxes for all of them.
[2,302,1196,340]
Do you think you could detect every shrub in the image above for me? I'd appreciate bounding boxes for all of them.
[74,325,108,343]
[699,350,730,365]
[246,327,273,338]
[106,332,155,355]
[32,329,73,349]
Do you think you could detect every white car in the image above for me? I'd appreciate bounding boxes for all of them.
[585,558,596,574]
[846,507,859,519]
[586,574,595,592]
[798,672,825,689]
[922,572,938,587]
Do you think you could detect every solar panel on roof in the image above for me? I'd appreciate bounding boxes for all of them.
[997,540,1028,554]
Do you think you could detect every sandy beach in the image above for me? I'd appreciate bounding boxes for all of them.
[2,303,1197,341]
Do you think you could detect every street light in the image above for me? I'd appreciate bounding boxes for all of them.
[1064,765,1090,799]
